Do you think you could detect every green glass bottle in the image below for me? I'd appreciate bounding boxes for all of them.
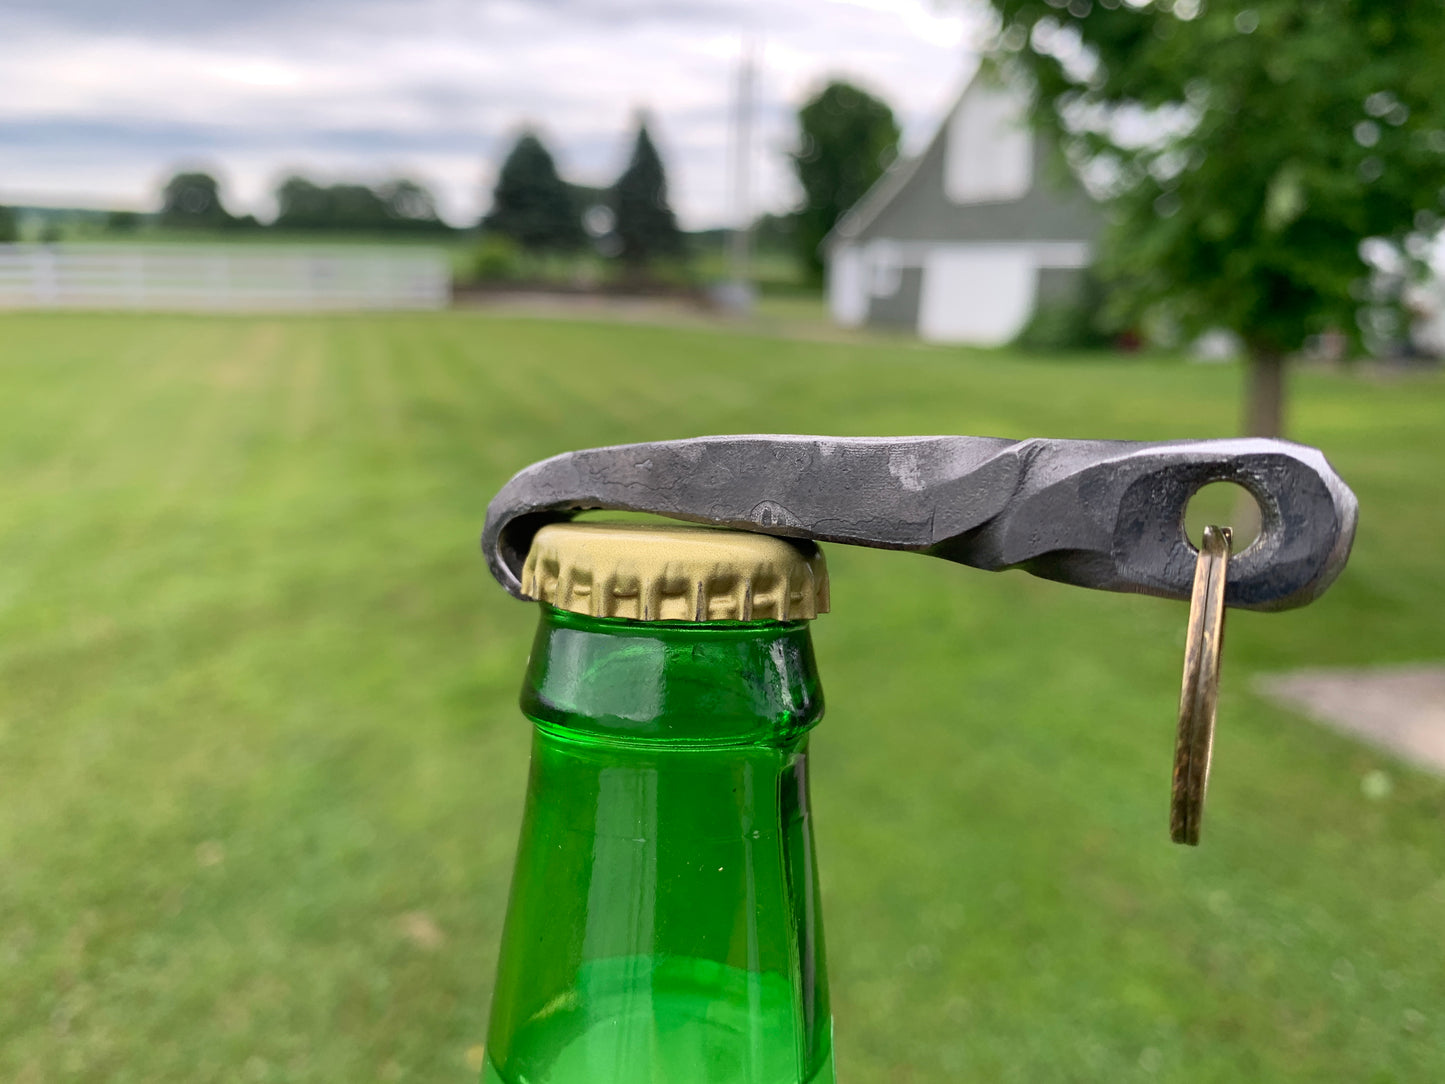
[482,523,835,1084]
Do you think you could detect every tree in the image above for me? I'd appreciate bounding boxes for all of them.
[752,212,796,256]
[791,81,901,279]
[324,183,391,228]
[0,205,17,243]
[482,132,584,252]
[160,171,232,228]
[610,119,684,270]
[274,176,331,229]
[105,210,141,234]
[274,175,447,231]
[378,178,443,226]
[981,1,1445,436]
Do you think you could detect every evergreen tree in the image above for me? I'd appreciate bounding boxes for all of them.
[482,132,584,252]
[610,120,684,269]
[0,205,17,243]
[791,82,900,279]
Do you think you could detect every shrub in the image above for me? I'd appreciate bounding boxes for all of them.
[472,234,525,282]
[1014,271,1113,353]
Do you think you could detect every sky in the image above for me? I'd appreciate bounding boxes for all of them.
[0,0,987,229]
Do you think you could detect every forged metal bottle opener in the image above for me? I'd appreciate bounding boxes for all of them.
[483,434,1356,612]
[483,434,1357,843]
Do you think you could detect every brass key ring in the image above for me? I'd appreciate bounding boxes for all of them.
[1171,525,1232,846]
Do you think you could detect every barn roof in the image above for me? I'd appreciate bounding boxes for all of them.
[825,72,1099,251]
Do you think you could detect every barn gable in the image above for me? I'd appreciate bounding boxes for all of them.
[831,76,1096,248]
[825,72,1100,345]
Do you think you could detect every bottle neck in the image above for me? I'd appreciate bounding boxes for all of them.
[520,604,825,748]
[489,603,835,1083]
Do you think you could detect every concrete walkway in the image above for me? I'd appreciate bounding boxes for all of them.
[1256,664,1445,774]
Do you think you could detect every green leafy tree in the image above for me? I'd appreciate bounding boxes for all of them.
[482,132,584,252]
[0,205,17,243]
[160,171,232,228]
[791,81,901,279]
[274,175,447,231]
[324,184,391,227]
[274,176,331,229]
[751,212,796,256]
[378,178,443,225]
[981,1,1445,436]
[610,119,684,270]
[105,210,141,234]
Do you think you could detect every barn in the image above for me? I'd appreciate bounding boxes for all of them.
[824,72,1100,346]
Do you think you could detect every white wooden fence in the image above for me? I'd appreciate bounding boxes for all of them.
[0,244,451,311]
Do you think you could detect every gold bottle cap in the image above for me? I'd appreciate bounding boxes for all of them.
[521,521,829,622]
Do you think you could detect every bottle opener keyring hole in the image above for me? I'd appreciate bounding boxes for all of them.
[1184,480,1263,555]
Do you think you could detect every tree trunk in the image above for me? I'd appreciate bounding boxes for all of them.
[1244,348,1286,438]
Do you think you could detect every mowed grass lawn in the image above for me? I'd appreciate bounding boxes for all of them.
[2,311,1443,1083]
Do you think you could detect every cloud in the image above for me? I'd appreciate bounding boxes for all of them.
[0,0,984,226]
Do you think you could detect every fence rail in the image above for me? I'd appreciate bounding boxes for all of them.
[0,244,451,311]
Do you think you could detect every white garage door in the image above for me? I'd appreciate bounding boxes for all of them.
[827,244,867,327]
[918,246,1038,346]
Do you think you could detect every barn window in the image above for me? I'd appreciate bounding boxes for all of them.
[945,85,1033,205]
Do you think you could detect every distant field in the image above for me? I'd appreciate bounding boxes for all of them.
[1,311,1442,1082]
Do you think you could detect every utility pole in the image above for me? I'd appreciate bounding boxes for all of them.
[721,38,757,314]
